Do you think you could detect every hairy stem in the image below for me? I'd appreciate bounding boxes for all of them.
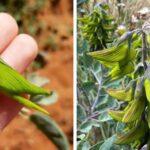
[77,80,92,114]
[142,31,147,70]
[100,124,107,140]
[91,69,102,112]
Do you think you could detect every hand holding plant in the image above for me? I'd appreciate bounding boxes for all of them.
[0,13,47,130]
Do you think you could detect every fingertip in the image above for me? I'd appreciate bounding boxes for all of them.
[0,12,19,32]
[16,34,38,60]
[0,13,18,51]
[1,34,38,73]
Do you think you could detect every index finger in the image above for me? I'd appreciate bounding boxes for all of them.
[0,13,18,52]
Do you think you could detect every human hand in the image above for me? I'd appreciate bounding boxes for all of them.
[0,13,38,130]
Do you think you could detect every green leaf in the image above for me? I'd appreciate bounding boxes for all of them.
[116,122,126,134]
[31,91,58,106]
[77,0,88,6]
[77,141,91,150]
[99,135,125,150]
[89,141,103,150]
[77,104,87,122]
[100,135,116,150]
[82,81,96,92]
[27,74,50,87]
[77,134,86,140]
[98,112,113,122]
[79,120,100,133]
[30,113,70,150]
[96,95,119,112]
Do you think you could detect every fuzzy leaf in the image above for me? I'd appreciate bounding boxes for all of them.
[30,113,70,150]
[31,91,58,106]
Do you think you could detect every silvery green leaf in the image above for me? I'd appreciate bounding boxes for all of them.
[89,141,103,150]
[79,120,100,133]
[100,135,118,150]
[116,122,126,134]
[27,73,50,87]
[77,141,91,150]
[31,91,58,106]
[98,112,112,122]
[77,134,86,140]
[30,113,70,150]
[77,104,87,122]
[100,135,129,150]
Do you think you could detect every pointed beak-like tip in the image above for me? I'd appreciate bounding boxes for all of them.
[49,91,54,95]
[105,89,109,93]
[44,91,54,97]
[45,110,50,115]
[42,109,50,115]
[43,90,53,95]
[86,52,92,56]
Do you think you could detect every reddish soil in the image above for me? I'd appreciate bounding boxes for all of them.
[0,1,73,150]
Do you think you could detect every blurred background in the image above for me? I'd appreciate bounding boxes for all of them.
[0,0,73,150]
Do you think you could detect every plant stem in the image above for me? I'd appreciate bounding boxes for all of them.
[90,69,102,112]
[142,31,147,70]
[100,124,107,140]
[93,127,98,144]
[77,80,92,113]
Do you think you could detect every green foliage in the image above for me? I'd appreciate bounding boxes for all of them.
[30,113,70,150]
[0,2,70,149]
[77,4,121,149]
[78,3,116,50]
[77,1,150,150]
[31,91,58,106]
